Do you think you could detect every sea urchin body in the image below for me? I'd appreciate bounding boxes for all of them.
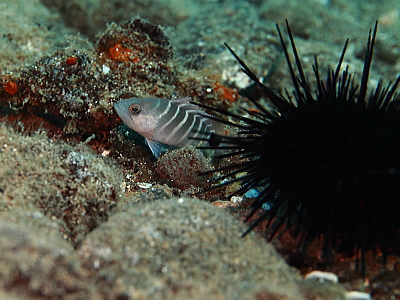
[196,21,400,274]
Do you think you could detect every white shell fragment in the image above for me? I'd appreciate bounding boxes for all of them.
[304,270,339,283]
[137,182,153,189]
[345,291,371,300]
[230,196,243,204]
[102,65,110,74]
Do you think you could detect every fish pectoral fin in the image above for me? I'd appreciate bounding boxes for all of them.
[145,138,176,158]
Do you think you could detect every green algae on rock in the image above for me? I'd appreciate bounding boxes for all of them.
[0,0,77,72]
[0,124,123,246]
[41,0,196,40]
[78,197,347,300]
[0,208,97,299]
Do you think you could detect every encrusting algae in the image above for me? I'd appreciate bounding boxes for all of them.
[0,18,228,140]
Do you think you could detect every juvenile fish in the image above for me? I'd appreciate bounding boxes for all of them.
[114,96,217,158]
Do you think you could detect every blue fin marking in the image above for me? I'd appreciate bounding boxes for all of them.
[145,138,175,158]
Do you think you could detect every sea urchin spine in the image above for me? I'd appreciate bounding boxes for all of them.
[195,20,400,274]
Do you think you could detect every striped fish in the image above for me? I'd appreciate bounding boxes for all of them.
[113,96,217,158]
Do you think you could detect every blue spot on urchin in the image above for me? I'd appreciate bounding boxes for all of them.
[244,188,260,199]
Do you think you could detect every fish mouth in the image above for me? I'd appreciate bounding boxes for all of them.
[113,102,121,113]
[113,102,131,124]
[113,102,137,128]
[113,102,123,115]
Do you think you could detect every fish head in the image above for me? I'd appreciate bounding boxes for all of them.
[113,97,160,138]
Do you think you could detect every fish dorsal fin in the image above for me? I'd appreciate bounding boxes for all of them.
[145,138,176,158]
[169,97,205,113]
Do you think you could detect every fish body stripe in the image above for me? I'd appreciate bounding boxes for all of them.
[158,100,172,121]
[170,109,205,145]
[158,103,185,140]
[157,102,214,146]
[191,116,214,140]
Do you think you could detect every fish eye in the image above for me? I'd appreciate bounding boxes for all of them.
[129,104,142,115]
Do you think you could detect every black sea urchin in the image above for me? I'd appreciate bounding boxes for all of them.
[195,21,400,274]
